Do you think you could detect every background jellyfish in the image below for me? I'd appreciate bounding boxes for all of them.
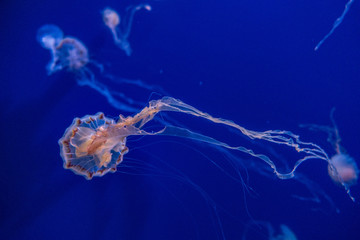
[242,221,297,240]
[37,24,165,113]
[36,24,67,74]
[300,108,359,196]
[36,24,64,57]
[103,4,152,56]
[314,0,355,50]
[58,96,353,202]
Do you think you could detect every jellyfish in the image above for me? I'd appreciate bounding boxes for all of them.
[242,221,297,240]
[102,4,152,56]
[58,97,354,201]
[300,108,359,190]
[314,0,355,51]
[36,24,66,73]
[37,24,165,113]
[36,24,64,53]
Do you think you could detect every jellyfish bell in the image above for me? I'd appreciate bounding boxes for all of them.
[102,7,120,30]
[51,37,89,73]
[36,24,64,50]
[59,108,167,179]
[328,153,359,187]
[59,113,129,179]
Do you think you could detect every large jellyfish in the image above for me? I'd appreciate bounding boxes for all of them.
[300,108,359,191]
[102,4,152,56]
[36,24,164,113]
[314,0,355,50]
[58,97,353,202]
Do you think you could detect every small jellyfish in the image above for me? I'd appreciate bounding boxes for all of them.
[36,24,64,51]
[314,0,355,50]
[37,24,165,113]
[37,24,65,72]
[102,4,152,56]
[58,97,353,201]
[52,37,89,73]
[328,153,358,186]
[300,108,359,194]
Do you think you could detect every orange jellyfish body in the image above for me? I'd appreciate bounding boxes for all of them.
[103,8,120,30]
[328,153,359,187]
[59,113,129,179]
[55,37,89,71]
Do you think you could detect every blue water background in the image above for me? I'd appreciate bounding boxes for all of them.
[1,0,360,239]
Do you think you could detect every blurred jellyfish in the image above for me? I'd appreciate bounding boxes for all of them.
[36,24,64,53]
[242,221,297,240]
[37,24,165,113]
[102,4,152,56]
[315,0,355,50]
[36,24,66,73]
[300,108,359,194]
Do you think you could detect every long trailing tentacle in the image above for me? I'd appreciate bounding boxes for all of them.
[315,0,355,51]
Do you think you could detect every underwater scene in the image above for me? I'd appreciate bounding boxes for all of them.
[1,0,360,239]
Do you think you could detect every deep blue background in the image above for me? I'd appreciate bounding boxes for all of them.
[1,0,360,239]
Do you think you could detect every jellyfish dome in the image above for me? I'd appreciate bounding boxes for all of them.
[103,7,120,29]
[54,37,89,71]
[328,153,359,187]
[36,24,64,50]
[59,113,129,179]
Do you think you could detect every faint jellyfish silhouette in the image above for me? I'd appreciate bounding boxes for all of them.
[329,153,358,186]
[315,0,355,50]
[102,4,152,56]
[58,97,353,201]
[37,24,165,113]
[242,221,297,240]
[36,24,65,73]
[300,108,359,191]
[36,24,64,50]
[54,37,89,74]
